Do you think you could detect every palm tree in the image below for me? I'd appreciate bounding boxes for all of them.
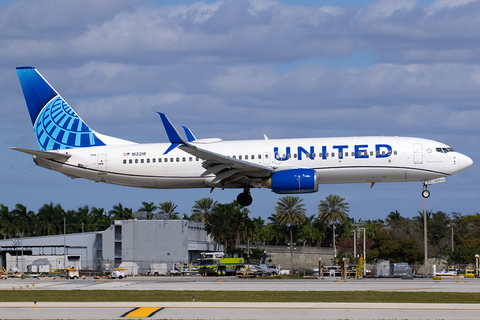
[243,217,255,258]
[157,201,180,220]
[0,204,14,239]
[252,216,266,244]
[318,194,350,265]
[90,207,111,230]
[138,201,158,220]
[275,196,307,272]
[299,215,324,247]
[76,206,90,233]
[230,202,250,248]
[205,203,234,253]
[386,210,402,222]
[36,203,65,236]
[191,198,218,222]
[11,204,35,237]
[109,203,133,221]
[414,209,433,231]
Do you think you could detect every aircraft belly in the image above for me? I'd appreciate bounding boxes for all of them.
[316,166,445,184]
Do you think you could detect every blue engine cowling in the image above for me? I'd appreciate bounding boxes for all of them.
[267,169,319,194]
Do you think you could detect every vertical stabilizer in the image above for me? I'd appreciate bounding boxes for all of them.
[16,67,106,151]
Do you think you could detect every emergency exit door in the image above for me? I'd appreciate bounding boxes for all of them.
[413,144,423,164]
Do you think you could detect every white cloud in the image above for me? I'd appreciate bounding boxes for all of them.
[2,0,480,66]
[427,0,479,15]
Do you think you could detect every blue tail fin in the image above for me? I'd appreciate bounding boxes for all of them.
[16,67,106,151]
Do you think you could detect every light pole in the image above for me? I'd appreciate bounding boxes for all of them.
[423,197,428,278]
[64,212,66,273]
[360,227,366,276]
[451,226,454,252]
[333,223,337,265]
[352,229,356,264]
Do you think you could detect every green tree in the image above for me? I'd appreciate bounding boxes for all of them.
[90,207,111,230]
[318,194,350,264]
[0,204,15,239]
[275,196,307,271]
[36,203,65,236]
[138,201,158,220]
[299,215,324,247]
[252,216,266,244]
[191,198,218,222]
[76,206,90,233]
[243,215,255,258]
[448,214,480,264]
[414,209,432,231]
[11,204,35,237]
[205,203,235,253]
[109,203,133,221]
[158,201,180,220]
[386,210,402,222]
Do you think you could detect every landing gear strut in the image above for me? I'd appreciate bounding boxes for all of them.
[422,183,430,198]
[237,189,253,206]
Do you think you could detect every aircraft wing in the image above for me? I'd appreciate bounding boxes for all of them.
[158,113,274,185]
[10,147,72,161]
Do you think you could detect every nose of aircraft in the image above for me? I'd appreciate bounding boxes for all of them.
[458,153,473,172]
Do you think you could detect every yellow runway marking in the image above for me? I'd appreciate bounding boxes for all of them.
[121,307,164,317]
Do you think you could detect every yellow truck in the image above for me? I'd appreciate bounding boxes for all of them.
[197,252,245,276]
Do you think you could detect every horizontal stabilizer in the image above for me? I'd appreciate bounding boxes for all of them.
[9,147,71,161]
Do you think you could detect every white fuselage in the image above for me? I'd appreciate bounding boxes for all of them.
[33,136,472,191]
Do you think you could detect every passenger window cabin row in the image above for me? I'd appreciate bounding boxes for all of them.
[123,157,200,164]
[122,150,397,164]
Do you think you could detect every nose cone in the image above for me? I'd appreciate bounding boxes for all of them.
[458,153,473,172]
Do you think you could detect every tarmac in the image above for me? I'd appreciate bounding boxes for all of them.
[1,275,480,292]
[1,276,479,319]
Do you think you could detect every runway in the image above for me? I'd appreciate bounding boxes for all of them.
[1,301,480,319]
[1,277,479,319]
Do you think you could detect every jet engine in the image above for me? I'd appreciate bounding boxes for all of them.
[265,168,319,194]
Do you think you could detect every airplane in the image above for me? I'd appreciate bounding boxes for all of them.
[12,66,473,206]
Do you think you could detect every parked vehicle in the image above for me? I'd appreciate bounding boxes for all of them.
[111,268,126,279]
[66,268,79,279]
[197,252,244,276]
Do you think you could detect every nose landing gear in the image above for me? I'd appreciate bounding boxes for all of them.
[422,183,430,198]
[237,189,253,206]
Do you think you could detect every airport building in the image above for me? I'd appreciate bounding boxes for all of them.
[0,220,217,274]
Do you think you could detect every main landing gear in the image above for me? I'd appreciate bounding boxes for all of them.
[422,183,430,199]
[237,189,253,206]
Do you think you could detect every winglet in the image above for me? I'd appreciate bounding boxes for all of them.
[182,126,197,142]
[158,113,188,154]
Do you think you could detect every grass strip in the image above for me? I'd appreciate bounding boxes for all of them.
[0,291,479,304]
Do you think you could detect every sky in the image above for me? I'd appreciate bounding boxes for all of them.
[1,0,479,222]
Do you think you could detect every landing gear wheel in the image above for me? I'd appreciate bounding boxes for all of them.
[422,190,430,198]
[237,192,253,206]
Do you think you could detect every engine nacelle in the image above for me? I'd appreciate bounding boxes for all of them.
[265,169,319,194]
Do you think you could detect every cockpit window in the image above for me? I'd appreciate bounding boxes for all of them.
[436,147,455,153]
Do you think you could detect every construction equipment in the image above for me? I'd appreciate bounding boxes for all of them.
[197,252,245,276]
